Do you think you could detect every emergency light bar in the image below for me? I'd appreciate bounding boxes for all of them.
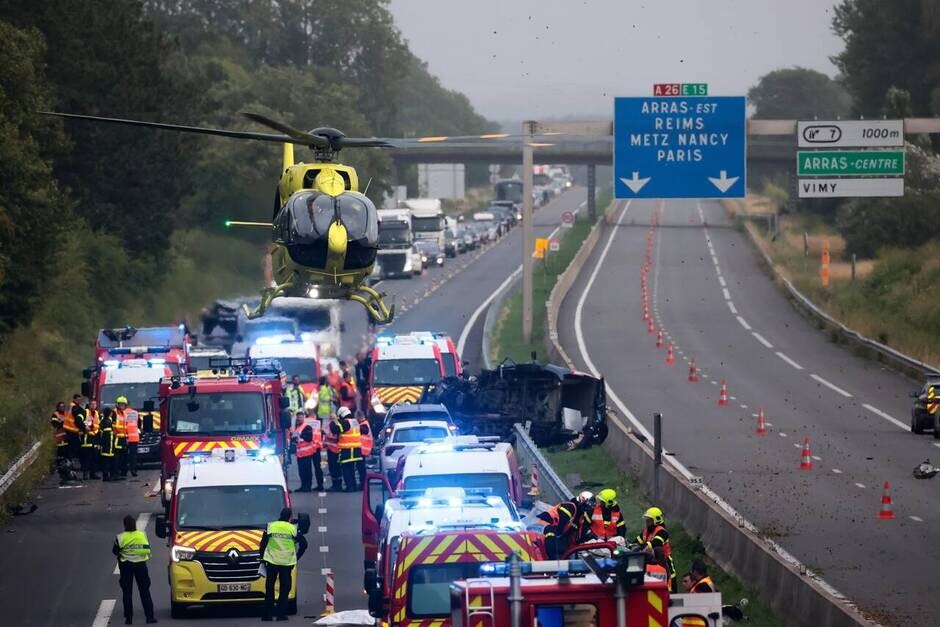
[108,346,172,355]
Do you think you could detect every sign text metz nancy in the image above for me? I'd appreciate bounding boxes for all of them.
[614,96,746,199]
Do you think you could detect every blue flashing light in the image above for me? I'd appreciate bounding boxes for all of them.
[448,497,462,508]
[184,375,196,386]
[257,447,276,459]
[417,497,432,508]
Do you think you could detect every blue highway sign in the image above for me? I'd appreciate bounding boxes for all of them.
[614,96,746,199]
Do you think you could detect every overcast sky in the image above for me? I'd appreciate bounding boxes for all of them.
[389,0,843,121]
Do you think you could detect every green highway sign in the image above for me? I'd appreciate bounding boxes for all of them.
[797,150,905,176]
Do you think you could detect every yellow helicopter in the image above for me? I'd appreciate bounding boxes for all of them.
[42,111,443,324]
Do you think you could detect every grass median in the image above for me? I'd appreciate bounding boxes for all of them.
[490,190,611,363]
[545,446,785,626]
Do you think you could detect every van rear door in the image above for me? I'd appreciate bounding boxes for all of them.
[362,472,394,563]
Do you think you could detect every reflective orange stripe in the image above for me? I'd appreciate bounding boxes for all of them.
[358,419,373,455]
[338,421,361,449]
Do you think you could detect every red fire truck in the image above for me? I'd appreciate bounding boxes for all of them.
[450,551,724,627]
[151,358,291,507]
[92,325,191,374]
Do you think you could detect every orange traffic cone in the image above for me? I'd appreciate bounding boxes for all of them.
[665,342,675,366]
[688,358,699,382]
[656,330,664,348]
[717,378,729,406]
[800,436,813,470]
[878,481,896,519]
[647,319,656,334]
[755,406,767,436]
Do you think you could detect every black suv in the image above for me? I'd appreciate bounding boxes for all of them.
[910,376,940,436]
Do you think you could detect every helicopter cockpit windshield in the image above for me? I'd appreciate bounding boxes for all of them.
[284,190,378,244]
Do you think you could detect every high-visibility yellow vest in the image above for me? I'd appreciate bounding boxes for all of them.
[317,386,333,418]
[117,530,151,563]
[263,520,298,566]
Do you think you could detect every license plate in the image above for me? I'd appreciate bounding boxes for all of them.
[217,583,251,593]
[137,446,150,454]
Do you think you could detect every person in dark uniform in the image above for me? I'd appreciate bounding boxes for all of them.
[99,409,117,482]
[330,407,361,492]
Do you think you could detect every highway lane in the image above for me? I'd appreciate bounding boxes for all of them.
[558,198,940,623]
[0,188,587,626]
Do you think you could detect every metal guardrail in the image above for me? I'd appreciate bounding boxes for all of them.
[737,214,939,379]
[0,440,42,497]
[512,423,572,504]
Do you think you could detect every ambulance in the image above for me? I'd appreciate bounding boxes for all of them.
[368,334,445,423]
[155,448,310,618]
[363,488,545,626]
[401,331,463,378]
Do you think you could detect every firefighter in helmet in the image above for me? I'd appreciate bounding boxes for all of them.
[635,506,677,592]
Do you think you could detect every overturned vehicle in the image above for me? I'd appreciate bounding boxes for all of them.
[422,360,610,448]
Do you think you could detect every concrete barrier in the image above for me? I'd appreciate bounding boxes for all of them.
[542,200,876,626]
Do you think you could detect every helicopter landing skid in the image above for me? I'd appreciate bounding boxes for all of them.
[349,284,394,325]
[242,281,292,319]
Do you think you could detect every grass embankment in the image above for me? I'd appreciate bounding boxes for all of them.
[490,190,612,362]
[545,447,785,627]
[0,229,263,511]
[742,195,940,366]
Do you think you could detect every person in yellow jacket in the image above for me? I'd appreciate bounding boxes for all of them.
[355,413,372,490]
[258,507,308,621]
[113,396,131,480]
[112,514,156,624]
[330,407,361,492]
[50,401,70,461]
[78,400,100,480]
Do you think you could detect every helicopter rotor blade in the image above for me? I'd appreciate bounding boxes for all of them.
[241,112,329,149]
[40,111,304,145]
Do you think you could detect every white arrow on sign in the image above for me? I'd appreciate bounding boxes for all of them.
[708,170,739,193]
[620,171,650,194]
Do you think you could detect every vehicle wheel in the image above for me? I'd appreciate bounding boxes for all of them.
[286,599,297,615]
[912,413,924,434]
[170,602,186,619]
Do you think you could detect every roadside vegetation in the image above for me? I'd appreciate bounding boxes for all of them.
[490,189,612,363]
[545,446,785,627]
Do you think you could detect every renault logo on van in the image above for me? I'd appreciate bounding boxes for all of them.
[227,548,240,564]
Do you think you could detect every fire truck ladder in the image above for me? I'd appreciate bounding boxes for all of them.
[462,578,496,626]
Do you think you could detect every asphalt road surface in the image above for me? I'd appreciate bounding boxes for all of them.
[0,188,587,626]
[558,198,940,624]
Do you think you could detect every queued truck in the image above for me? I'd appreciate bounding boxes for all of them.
[377,208,416,278]
[152,358,292,508]
[402,198,446,250]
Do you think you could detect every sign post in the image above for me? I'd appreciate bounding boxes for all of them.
[561,210,575,229]
[614,96,746,199]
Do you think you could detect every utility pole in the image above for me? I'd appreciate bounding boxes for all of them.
[587,164,596,221]
[522,120,535,343]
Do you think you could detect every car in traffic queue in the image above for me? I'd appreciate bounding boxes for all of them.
[459,227,477,251]
[377,402,458,445]
[378,418,452,482]
[82,357,169,466]
[489,199,520,225]
[154,358,291,508]
[368,335,446,426]
[414,239,445,268]
[362,487,544,626]
[155,448,310,618]
[911,374,940,436]
[444,230,465,257]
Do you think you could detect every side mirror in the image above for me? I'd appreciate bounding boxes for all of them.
[80,381,91,398]
[279,396,291,409]
[295,512,311,535]
[82,367,95,380]
[155,514,168,539]
[374,504,384,522]
[280,409,292,430]
[142,400,156,412]
[367,585,385,616]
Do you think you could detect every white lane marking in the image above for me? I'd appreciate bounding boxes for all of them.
[792,443,801,448]
[832,468,843,474]
[137,512,151,530]
[779,432,788,437]
[718,275,726,287]
[775,351,804,370]
[862,403,908,432]
[710,380,717,385]
[318,492,326,497]
[113,563,119,575]
[736,316,751,330]
[934,443,940,450]
[317,508,327,514]
[855,483,866,489]
[92,600,116,627]
[810,374,853,398]
[317,526,327,533]
[751,332,773,349]
[910,516,923,522]
[765,422,773,427]
[721,287,731,300]
[812,455,822,461]
[319,545,329,553]
[727,300,738,314]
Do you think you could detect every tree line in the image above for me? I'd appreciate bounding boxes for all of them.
[748,0,940,258]
[0,0,494,339]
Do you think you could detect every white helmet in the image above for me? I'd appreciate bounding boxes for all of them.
[337,406,352,418]
[578,490,595,504]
